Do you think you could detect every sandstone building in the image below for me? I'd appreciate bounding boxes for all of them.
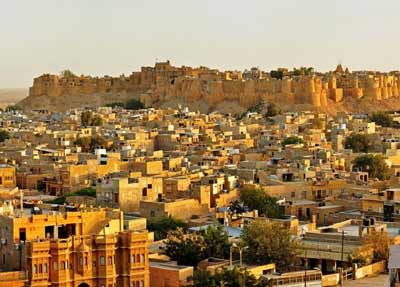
[0,209,149,287]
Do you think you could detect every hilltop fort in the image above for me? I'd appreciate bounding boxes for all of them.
[18,61,400,113]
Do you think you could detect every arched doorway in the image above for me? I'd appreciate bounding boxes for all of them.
[78,283,90,287]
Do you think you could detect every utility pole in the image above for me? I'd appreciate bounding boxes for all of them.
[340,230,345,287]
[304,248,307,287]
[341,230,344,262]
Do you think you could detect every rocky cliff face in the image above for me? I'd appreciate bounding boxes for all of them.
[18,62,400,114]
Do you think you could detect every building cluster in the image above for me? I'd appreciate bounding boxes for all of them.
[25,62,400,112]
[1,104,400,286]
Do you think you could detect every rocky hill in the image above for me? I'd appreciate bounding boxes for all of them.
[17,62,400,114]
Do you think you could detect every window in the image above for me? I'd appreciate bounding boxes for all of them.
[79,257,83,266]
[39,264,42,273]
[100,256,105,266]
[61,261,65,270]
[139,280,144,287]
[43,263,48,273]
[33,264,37,273]
[140,254,145,264]
[85,257,88,266]
[108,256,113,265]
[291,192,295,198]
[131,255,136,263]
[53,261,58,271]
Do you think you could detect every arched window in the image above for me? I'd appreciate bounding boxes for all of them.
[43,263,48,273]
[139,280,144,287]
[131,255,135,263]
[33,264,37,273]
[140,254,145,264]
[108,256,112,265]
[39,264,42,273]
[61,261,66,270]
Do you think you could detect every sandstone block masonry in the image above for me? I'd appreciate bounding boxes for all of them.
[19,61,400,112]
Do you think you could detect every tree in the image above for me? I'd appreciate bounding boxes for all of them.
[36,180,46,192]
[270,70,283,80]
[281,136,304,147]
[5,105,21,112]
[201,224,231,259]
[0,130,10,142]
[353,154,390,180]
[345,134,370,152]
[229,200,246,215]
[125,99,145,110]
[370,112,396,128]
[80,111,103,126]
[147,216,188,241]
[240,189,284,219]
[241,220,299,272]
[363,231,392,262]
[265,102,281,118]
[163,228,206,266]
[74,135,107,153]
[192,268,271,287]
[74,187,96,197]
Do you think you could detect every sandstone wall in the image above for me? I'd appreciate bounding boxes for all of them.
[19,62,400,113]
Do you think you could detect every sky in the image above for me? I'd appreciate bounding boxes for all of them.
[1,0,400,88]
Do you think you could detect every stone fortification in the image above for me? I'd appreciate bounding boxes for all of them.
[18,61,400,113]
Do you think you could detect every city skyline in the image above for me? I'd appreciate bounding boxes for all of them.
[2,0,400,87]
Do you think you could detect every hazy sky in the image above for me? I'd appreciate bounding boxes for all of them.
[1,0,400,88]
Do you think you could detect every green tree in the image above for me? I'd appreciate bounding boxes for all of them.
[270,70,283,80]
[229,200,246,214]
[163,228,206,266]
[90,114,103,126]
[363,231,392,262]
[74,187,96,197]
[241,220,299,272]
[353,154,390,180]
[0,130,10,142]
[370,111,396,128]
[265,102,281,118]
[36,180,46,192]
[81,111,103,126]
[5,105,21,112]
[345,133,369,152]
[344,133,382,153]
[281,136,304,147]
[192,268,270,287]
[240,189,284,218]
[147,216,188,241]
[201,224,231,259]
[125,99,145,110]
[74,135,107,153]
